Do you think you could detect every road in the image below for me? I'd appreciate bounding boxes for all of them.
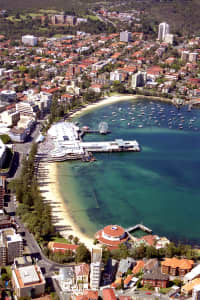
[6,121,76,276]
[12,121,41,179]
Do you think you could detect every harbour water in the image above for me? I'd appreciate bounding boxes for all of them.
[57,98,200,244]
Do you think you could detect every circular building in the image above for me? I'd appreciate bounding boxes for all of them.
[95,225,128,247]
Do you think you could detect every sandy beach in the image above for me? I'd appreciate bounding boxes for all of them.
[70,94,173,118]
[39,93,173,249]
[39,162,94,250]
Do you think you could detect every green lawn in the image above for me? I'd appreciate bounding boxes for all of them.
[51,236,70,244]
[160,287,171,294]
[86,15,100,21]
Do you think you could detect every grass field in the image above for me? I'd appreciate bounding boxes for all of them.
[51,236,70,243]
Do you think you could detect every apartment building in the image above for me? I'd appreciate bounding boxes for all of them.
[12,265,45,298]
[0,228,23,264]
[90,248,102,290]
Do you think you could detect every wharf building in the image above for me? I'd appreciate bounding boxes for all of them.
[120,31,132,42]
[0,228,23,265]
[12,264,45,298]
[95,225,128,248]
[158,22,170,41]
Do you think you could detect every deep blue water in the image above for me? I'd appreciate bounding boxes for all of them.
[57,99,200,244]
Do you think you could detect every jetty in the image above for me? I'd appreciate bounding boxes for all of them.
[126,224,152,234]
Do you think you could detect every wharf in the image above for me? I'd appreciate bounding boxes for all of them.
[38,122,141,163]
[126,224,152,234]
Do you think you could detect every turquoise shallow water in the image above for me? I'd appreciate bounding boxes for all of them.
[57,99,200,244]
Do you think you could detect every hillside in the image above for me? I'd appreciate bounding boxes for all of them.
[0,0,199,36]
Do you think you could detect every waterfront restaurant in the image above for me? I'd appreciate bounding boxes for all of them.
[95,225,128,248]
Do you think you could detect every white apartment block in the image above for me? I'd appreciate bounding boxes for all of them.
[164,33,174,44]
[22,35,38,46]
[120,31,132,42]
[132,71,147,88]
[16,102,38,116]
[158,22,170,41]
[90,261,101,290]
[90,248,102,290]
[0,228,23,264]
[12,265,45,298]
[0,139,7,169]
[110,71,122,82]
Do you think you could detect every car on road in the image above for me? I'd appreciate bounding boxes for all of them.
[145,292,152,295]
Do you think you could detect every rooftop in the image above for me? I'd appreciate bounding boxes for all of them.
[103,225,125,237]
[19,265,40,285]
[161,258,194,269]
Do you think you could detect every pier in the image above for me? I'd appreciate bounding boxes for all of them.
[126,224,152,234]
[38,122,141,162]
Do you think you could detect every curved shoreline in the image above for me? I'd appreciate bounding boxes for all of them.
[40,94,173,248]
[39,161,94,250]
[70,94,173,119]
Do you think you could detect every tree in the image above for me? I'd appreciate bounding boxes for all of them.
[75,244,91,263]
[73,236,79,245]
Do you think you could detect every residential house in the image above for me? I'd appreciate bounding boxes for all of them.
[75,263,90,290]
[58,267,75,292]
[89,84,102,93]
[161,258,194,276]
[75,290,98,300]
[184,264,200,283]
[182,278,200,296]
[116,257,136,277]
[142,267,169,288]
[48,242,78,253]
[132,260,145,275]
[102,288,117,300]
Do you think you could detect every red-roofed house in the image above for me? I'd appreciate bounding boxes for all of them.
[75,263,90,290]
[135,235,158,247]
[132,260,145,275]
[102,288,117,300]
[48,242,78,253]
[76,290,98,300]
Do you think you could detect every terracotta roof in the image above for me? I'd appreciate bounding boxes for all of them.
[49,242,78,253]
[161,258,194,269]
[102,288,117,300]
[75,263,90,276]
[132,260,144,274]
[96,230,128,246]
[103,225,125,237]
[111,278,122,288]
[124,275,133,285]
[137,235,157,246]
[84,290,98,299]
[182,278,200,293]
